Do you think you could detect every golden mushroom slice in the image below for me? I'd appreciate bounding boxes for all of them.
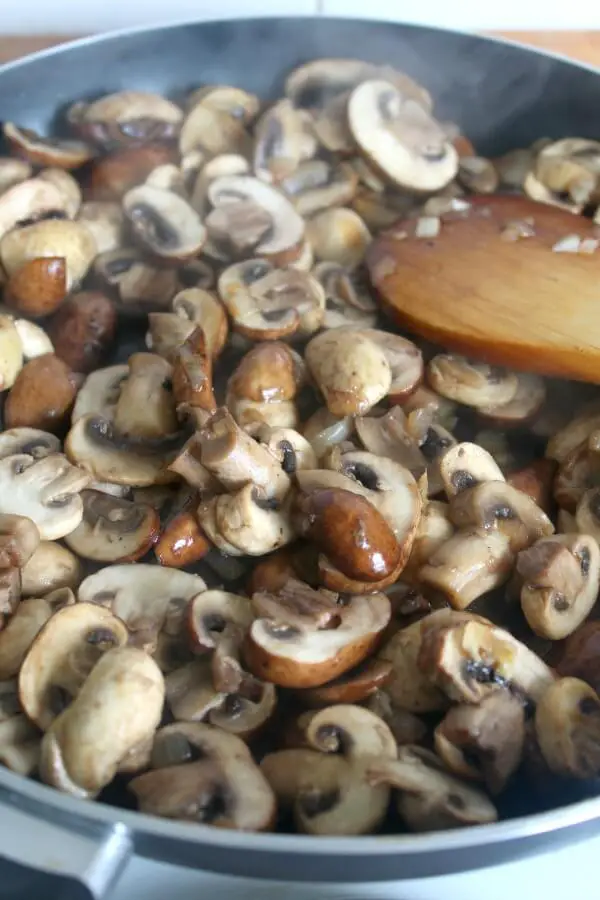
[306,208,371,270]
[517,534,600,640]
[208,681,277,742]
[76,90,183,147]
[131,723,276,830]
[148,287,228,361]
[94,246,180,314]
[438,442,505,498]
[418,614,555,705]
[21,542,83,597]
[164,657,225,721]
[71,364,129,423]
[256,426,317,473]
[63,490,160,563]
[434,691,526,794]
[282,160,358,218]
[179,103,250,158]
[198,483,295,557]
[187,590,254,653]
[348,79,458,192]
[478,373,546,427]
[305,328,392,416]
[367,745,497,832]
[18,601,129,730]
[314,262,378,329]
[0,177,70,240]
[535,677,600,779]
[113,352,177,440]
[40,646,165,798]
[123,185,206,262]
[0,452,89,540]
[0,587,74,681]
[226,342,306,433]
[427,354,519,409]
[0,219,97,290]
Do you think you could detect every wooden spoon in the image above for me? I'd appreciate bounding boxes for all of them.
[367,195,600,382]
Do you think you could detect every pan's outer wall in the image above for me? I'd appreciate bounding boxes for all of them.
[1,16,600,883]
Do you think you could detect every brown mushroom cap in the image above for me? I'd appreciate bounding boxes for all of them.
[18,601,129,730]
[427,355,519,409]
[130,722,276,830]
[535,677,600,779]
[4,353,79,434]
[40,646,165,798]
[367,746,497,832]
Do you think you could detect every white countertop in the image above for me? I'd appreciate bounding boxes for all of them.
[3,0,600,35]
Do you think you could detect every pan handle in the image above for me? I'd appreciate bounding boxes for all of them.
[0,799,132,899]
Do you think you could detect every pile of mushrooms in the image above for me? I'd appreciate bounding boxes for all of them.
[0,58,599,838]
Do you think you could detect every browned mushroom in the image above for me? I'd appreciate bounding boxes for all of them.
[4,354,80,433]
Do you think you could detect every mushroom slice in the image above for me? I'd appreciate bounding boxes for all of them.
[0,453,89,541]
[0,587,74,680]
[0,513,39,569]
[305,328,392,416]
[379,614,448,713]
[39,168,82,219]
[434,691,525,794]
[78,91,183,147]
[226,340,306,432]
[77,200,125,254]
[171,288,228,359]
[0,177,70,240]
[367,746,497,832]
[478,374,546,426]
[21,542,83,597]
[546,402,600,464]
[65,414,183,487]
[0,712,41,776]
[94,247,179,314]
[365,689,428,746]
[535,677,600,779]
[534,138,600,207]
[518,534,600,640]
[245,590,391,689]
[403,500,455,578]
[14,318,54,360]
[418,616,555,704]
[427,355,518,409]
[0,316,23,390]
[113,352,177,440]
[18,601,129,730]
[283,160,358,218]
[164,658,224,721]
[208,681,277,741]
[72,365,128,424]
[40,647,164,799]
[78,564,206,650]
[0,219,97,290]
[131,723,275,830]
[256,426,317,473]
[439,442,505,499]
[123,185,206,262]
[219,260,324,341]
[208,176,305,265]
[314,262,378,329]
[179,104,250,158]
[449,481,554,552]
[298,658,392,708]
[356,328,423,403]
[196,407,290,499]
[187,590,253,652]
[0,157,32,194]
[306,208,371,270]
[199,484,295,557]
[523,170,582,213]
[63,490,160,562]
[302,407,354,460]
[305,703,398,760]
[348,80,457,192]
[254,99,317,183]
[187,85,260,124]
[419,527,514,609]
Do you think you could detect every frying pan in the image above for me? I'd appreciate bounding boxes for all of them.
[1,15,600,898]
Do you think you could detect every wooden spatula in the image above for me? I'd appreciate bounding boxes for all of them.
[367,195,600,382]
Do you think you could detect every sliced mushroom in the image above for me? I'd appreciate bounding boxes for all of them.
[148,288,228,362]
[131,723,275,830]
[439,442,505,499]
[427,355,518,409]
[21,542,83,597]
[0,219,97,290]
[546,403,600,464]
[535,677,600,779]
[283,160,358,218]
[0,428,60,462]
[478,374,546,426]
[77,90,183,147]
[48,290,117,374]
[208,679,277,741]
[40,647,164,798]
[534,138,600,207]
[367,746,497,832]
[226,342,306,431]
[518,534,600,640]
[0,177,70,240]
[14,318,55,360]
[187,590,253,653]
[0,452,89,540]
[4,353,79,434]
[114,352,177,440]
[187,85,260,124]
[78,564,206,650]
[0,513,39,570]
[0,587,74,680]
[418,615,555,704]
[63,490,159,562]
[245,587,390,688]
[38,168,82,218]
[434,691,525,794]
[254,99,317,183]
[403,500,455,578]
[5,257,67,318]
[208,176,305,266]
[77,200,125,254]
[0,315,23,390]
[164,657,224,721]
[348,80,457,192]
[297,658,393,708]
[355,328,423,404]
[123,185,206,262]
[379,614,449,713]
[256,426,317,473]
[449,480,554,552]
[314,261,377,329]
[196,407,290,499]
[306,208,371,270]
[219,259,324,341]
[305,328,392,416]
[199,483,295,557]
[89,144,178,202]
[18,601,129,730]
[365,689,428,746]
[179,103,250,158]
[71,364,128,423]
[94,246,179,314]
